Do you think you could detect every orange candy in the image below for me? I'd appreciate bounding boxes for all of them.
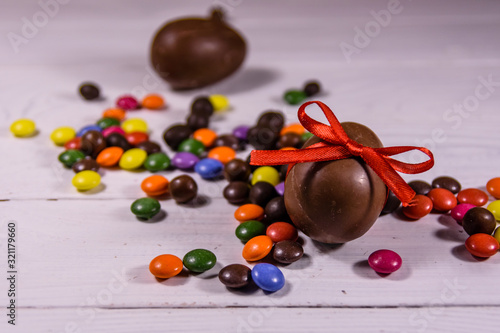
[125,132,149,146]
[242,235,273,261]
[427,188,457,212]
[141,175,169,196]
[465,233,499,258]
[266,222,298,243]
[149,254,183,279]
[486,177,500,199]
[193,128,217,147]
[96,147,124,167]
[102,108,126,121]
[280,123,305,136]
[402,194,433,219]
[234,204,265,222]
[142,94,165,110]
[457,188,489,206]
[208,146,236,164]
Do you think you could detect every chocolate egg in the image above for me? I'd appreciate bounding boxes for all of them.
[150,9,246,90]
[284,122,387,244]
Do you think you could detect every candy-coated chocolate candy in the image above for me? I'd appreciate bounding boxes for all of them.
[72,157,99,173]
[251,166,280,186]
[235,220,267,242]
[463,207,496,235]
[135,141,162,155]
[432,176,461,194]
[283,90,306,105]
[208,146,236,164]
[51,126,76,146]
[124,132,149,146]
[224,159,251,182]
[234,204,265,223]
[381,190,401,215]
[106,133,132,151]
[72,170,101,191]
[465,233,499,258]
[402,194,433,219]
[116,95,139,110]
[301,132,313,142]
[122,118,148,133]
[242,235,273,261]
[208,94,229,111]
[255,111,284,129]
[80,130,106,159]
[172,152,200,170]
[58,149,85,168]
[142,94,165,110]
[96,117,120,129]
[178,138,205,156]
[273,240,304,264]
[163,124,192,150]
[408,180,432,196]
[77,125,102,137]
[218,264,251,288]
[101,126,125,138]
[64,137,81,150]
[368,249,402,274]
[130,197,161,219]
[303,81,321,97]
[249,182,278,207]
[193,128,217,147]
[79,83,100,100]
[169,175,197,203]
[487,200,500,220]
[183,249,216,273]
[450,203,476,224]
[427,188,457,212]
[10,119,36,137]
[224,181,250,204]
[247,126,280,150]
[251,263,285,292]
[149,254,183,279]
[102,108,126,121]
[265,197,290,223]
[191,96,214,117]
[494,227,500,244]
[275,182,285,196]
[457,188,488,206]
[266,222,298,243]
[214,134,242,151]
[233,125,249,141]
[144,153,170,172]
[195,158,223,179]
[280,123,305,136]
[141,175,169,196]
[186,114,210,131]
[119,148,148,170]
[278,132,302,149]
[486,177,500,199]
[96,147,124,167]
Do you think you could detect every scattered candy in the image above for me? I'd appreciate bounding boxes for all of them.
[195,158,224,179]
[183,249,217,273]
[431,176,461,194]
[266,222,298,243]
[163,124,193,150]
[402,194,433,219]
[208,94,229,112]
[80,130,106,158]
[249,182,278,207]
[275,182,285,196]
[381,190,401,215]
[208,146,236,164]
[72,170,101,191]
[79,82,100,100]
[96,147,124,167]
[235,220,267,242]
[101,125,125,138]
[408,180,432,195]
[64,137,81,150]
[283,90,306,105]
[465,233,499,258]
[144,153,171,172]
[368,249,402,274]
[77,125,102,137]
[193,128,217,147]
[303,81,321,97]
[494,227,500,244]
[119,148,148,170]
[106,133,131,151]
[486,177,500,199]
[214,134,241,151]
[232,126,249,141]
[234,204,265,222]
[251,263,285,292]
[273,240,304,264]
[462,207,496,236]
[172,152,200,170]
[130,197,161,219]
[457,188,488,206]
[116,95,139,110]
[136,141,161,155]
[218,264,251,288]
[487,200,500,220]
[58,149,85,168]
[51,127,76,146]
[178,138,205,156]
[251,166,280,186]
[450,203,476,224]
[280,123,305,136]
[122,118,148,133]
[96,117,120,129]
[141,175,169,196]
[427,188,457,212]
[102,108,126,121]
[223,181,250,204]
[124,132,149,146]
[10,119,36,137]
[142,94,165,110]
[169,175,198,203]
[149,254,183,279]
[224,159,251,182]
[72,157,99,173]
[265,197,291,223]
[242,235,273,261]
[191,96,214,117]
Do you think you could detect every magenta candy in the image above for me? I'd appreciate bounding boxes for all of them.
[102,126,125,137]
[450,203,476,224]
[172,152,200,170]
[233,125,249,141]
[368,249,402,274]
[116,95,139,110]
[275,182,285,196]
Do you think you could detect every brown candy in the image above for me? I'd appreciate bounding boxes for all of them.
[223,181,250,205]
[432,176,461,194]
[218,264,251,288]
[273,240,304,264]
[80,130,106,158]
[169,175,198,203]
[462,207,496,236]
[72,157,99,173]
[224,159,251,182]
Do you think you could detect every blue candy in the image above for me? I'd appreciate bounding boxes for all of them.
[77,124,102,137]
[195,158,224,179]
[251,263,285,292]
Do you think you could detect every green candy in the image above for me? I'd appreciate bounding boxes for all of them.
[283,90,307,105]
[177,138,205,156]
[96,117,120,129]
[235,220,267,243]
[130,197,161,219]
[183,249,216,273]
[301,132,314,141]
[58,149,86,168]
[144,153,170,172]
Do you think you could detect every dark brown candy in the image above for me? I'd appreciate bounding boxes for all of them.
[191,96,214,117]
[163,124,192,150]
[186,114,210,131]
[247,126,279,150]
[462,207,496,236]
[303,81,321,97]
[214,134,242,151]
[72,157,99,173]
[277,132,302,149]
[285,122,387,244]
[249,181,278,207]
[135,141,161,155]
[432,176,461,194]
[223,181,250,205]
[265,197,291,223]
[381,190,400,215]
[169,175,198,203]
[218,264,251,288]
[408,180,432,196]
[273,240,304,264]
[79,83,100,100]
[256,111,284,132]
[80,130,106,158]
[150,9,246,90]
[106,133,131,151]
[224,159,251,182]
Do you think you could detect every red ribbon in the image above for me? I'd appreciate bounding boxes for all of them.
[250,101,434,207]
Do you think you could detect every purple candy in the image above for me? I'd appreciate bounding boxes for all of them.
[102,126,125,137]
[232,125,249,141]
[275,182,285,196]
[172,152,200,170]
[450,203,476,225]
[368,249,402,274]
[116,95,139,110]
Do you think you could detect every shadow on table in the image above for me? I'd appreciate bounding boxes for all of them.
[126,265,190,286]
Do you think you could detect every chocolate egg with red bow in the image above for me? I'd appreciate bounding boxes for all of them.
[284,122,387,244]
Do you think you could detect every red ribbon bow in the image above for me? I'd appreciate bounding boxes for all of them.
[250,101,434,207]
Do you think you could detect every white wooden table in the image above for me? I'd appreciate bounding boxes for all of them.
[1,0,500,332]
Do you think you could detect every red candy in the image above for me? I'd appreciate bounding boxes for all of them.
[125,132,149,146]
[64,137,81,150]
[402,194,433,219]
[457,188,488,206]
[368,249,402,274]
[266,222,298,243]
[427,188,457,212]
[465,233,499,258]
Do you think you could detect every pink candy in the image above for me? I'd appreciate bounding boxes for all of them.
[101,126,125,137]
[368,249,402,274]
[450,203,476,224]
[116,95,139,110]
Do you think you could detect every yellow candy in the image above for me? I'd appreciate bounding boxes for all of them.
[487,200,500,220]
[50,126,76,146]
[251,166,281,186]
[494,227,500,245]
[72,170,101,191]
[10,119,36,137]
[209,94,229,112]
[119,148,147,170]
[121,118,148,133]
